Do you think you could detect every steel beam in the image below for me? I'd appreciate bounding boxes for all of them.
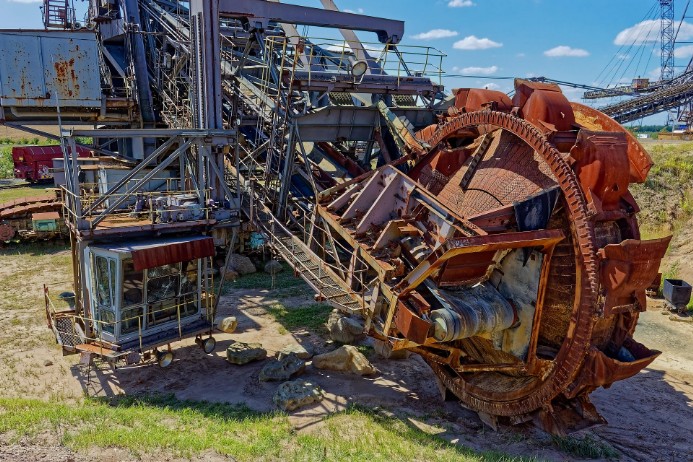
[90,139,194,228]
[217,0,404,44]
[84,136,179,215]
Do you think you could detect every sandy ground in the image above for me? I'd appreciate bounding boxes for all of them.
[0,248,691,462]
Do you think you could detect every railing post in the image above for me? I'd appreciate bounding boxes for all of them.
[138,316,143,353]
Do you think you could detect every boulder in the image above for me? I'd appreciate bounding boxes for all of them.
[326,310,365,344]
[264,260,284,275]
[226,254,257,275]
[226,342,266,365]
[259,353,306,382]
[312,345,376,375]
[373,339,410,360]
[223,270,239,282]
[277,343,313,360]
[219,316,238,333]
[273,380,324,411]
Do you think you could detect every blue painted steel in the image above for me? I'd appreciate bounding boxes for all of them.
[0,30,102,108]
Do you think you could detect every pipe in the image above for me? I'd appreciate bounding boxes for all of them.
[430,283,515,342]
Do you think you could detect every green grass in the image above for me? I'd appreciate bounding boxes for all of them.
[634,145,693,237]
[267,302,333,333]
[0,146,13,178]
[0,184,55,203]
[0,395,530,462]
[225,262,306,293]
[551,435,619,460]
[0,243,72,320]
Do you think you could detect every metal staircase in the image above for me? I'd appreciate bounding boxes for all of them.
[258,215,363,313]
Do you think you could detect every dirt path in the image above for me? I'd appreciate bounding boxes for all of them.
[591,303,693,462]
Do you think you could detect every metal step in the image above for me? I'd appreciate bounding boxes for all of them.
[270,228,363,313]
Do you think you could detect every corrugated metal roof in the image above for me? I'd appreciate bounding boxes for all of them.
[94,236,215,271]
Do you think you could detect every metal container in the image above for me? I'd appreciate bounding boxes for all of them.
[0,30,102,108]
[662,279,692,306]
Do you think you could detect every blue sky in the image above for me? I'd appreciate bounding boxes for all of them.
[0,0,679,123]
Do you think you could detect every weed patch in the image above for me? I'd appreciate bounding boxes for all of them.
[0,395,521,461]
[551,434,619,459]
[266,302,332,333]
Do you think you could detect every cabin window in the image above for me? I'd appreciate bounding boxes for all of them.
[147,263,182,326]
[99,308,116,335]
[122,259,143,306]
[93,255,117,334]
[121,306,144,335]
[94,255,113,307]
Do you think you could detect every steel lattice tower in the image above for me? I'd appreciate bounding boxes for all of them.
[661,0,676,81]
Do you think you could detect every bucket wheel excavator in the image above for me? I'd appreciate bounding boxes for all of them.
[313,79,670,434]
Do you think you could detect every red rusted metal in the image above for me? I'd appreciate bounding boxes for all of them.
[131,236,215,271]
[569,129,631,213]
[259,75,670,434]
[598,237,672,316]
[393,300,431,344]
[513,79,576,132]
[571,102,653,183]
[12,145,90,182]
[454,88,513,113]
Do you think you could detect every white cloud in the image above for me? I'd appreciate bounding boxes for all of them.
[617,54,630,61]
[448,0,475,7]
[647,67,662,80]
[544,46,589,58]
[343,8,364,14]
[675,45,693,59]
[453,35,502,50]
[482,83,501,91]
[615,19,693,45]
[453,65,499,75]
[411,29,458,40]
[560,87,585,102]
[516,53,526,58]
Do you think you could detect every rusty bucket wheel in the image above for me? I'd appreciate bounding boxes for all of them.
[419,110,602,420]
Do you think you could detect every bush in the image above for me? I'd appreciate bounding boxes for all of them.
[0,146,13,179]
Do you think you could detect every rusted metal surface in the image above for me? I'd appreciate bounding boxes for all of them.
[310,78,670,434]
[0,31,102,108]
[127,236,215,271]
[0,195,59,219]
[571,102,653,183]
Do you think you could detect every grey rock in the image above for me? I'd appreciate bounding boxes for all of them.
[226,254,257,275]
[273,380,324,411]
[43,360,53,367]
[226,342,267,365]
[259,353,306,382]
[326,310,365,344]
[312,345,376,375]
[277,343,313,360]
[264,260,284,275]
[373,339,410,360]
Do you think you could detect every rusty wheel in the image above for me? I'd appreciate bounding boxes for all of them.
[0,223,15,242]
[414,110,656,427]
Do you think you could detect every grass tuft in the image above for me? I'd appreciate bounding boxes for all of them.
[266,302,333,333]
[551,434,619,459]
[225,262,307,293]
